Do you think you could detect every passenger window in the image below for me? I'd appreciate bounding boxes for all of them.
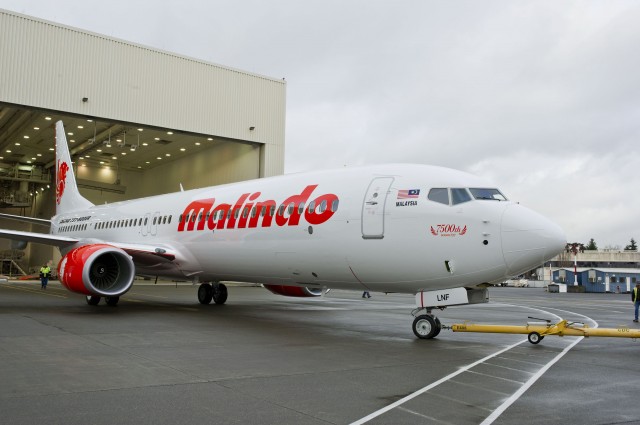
[168,216,172,224]
[308,201,315,214]
[331,199,339,212]
[451,188,472,205]
[298,202,304,214]
[428,188,449,205]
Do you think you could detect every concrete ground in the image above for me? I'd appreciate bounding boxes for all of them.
[0,281,638,425]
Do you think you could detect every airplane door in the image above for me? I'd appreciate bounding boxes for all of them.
[150,212,160,236]
[141,213,150,236]
[361,177,394,239]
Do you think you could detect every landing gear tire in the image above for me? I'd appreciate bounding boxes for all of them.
[433,317,442,337]
[198,283,213,305]
[412,314,440,339]
[86,295,101,305]
[212,283,228,305]
[528,332,544,344]
[105,296,119,306]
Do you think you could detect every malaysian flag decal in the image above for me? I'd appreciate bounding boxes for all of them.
[397,189,420,199]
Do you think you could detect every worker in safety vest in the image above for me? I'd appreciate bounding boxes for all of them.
[633,283,640,323]
[40,264,51,289]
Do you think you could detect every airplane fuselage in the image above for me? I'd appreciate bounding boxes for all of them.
[51,164,564,294]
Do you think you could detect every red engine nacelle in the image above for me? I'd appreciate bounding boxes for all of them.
[263,284,323,297]
[58,244,135,297]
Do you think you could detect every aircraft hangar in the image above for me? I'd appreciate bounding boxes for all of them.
[0,9,286,273]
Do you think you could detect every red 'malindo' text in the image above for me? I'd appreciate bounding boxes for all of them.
[177,184,339,232]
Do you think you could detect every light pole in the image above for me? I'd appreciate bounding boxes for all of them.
[566,243,583,286]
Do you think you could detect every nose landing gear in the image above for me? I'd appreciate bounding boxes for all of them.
[412,308,443,339]
[411,287,489,339]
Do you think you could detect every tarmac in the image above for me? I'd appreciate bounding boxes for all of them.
[1,281,639,425]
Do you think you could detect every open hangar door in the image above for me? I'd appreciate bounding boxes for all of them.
[0,106,264,274]
[0,9,286,274]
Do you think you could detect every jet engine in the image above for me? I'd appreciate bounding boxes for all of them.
[58,244,135,297]
[263,284,323,297]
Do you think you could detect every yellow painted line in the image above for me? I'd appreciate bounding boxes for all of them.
[0,283,68,298]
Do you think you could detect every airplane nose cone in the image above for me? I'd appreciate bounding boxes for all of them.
[501,204,566,276]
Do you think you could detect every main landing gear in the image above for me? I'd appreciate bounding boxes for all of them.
[412,308,443,339]
[85,295,119,306]
[197,282,228,305]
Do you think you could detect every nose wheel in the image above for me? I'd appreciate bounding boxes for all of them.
[412,314,442,339]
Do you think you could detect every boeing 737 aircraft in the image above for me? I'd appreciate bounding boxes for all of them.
[0,121,566,339]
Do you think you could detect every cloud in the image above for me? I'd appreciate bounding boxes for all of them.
[1,0,639,247]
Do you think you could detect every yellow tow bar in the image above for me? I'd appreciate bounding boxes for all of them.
[447,319,640,344]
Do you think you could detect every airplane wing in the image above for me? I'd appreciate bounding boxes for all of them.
[0,213,51,227]
[0,229,76,248]
[113,242,177,263]
[0,228,177,267]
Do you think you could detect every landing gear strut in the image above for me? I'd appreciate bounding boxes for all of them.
[197,282,227,305]
[412,308,443,339]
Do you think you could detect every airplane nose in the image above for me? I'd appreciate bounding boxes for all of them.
[501,204,566,276]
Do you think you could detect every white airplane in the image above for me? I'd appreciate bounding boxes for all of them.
[0,121,566,339]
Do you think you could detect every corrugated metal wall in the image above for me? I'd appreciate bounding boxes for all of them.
[0,9,285,177]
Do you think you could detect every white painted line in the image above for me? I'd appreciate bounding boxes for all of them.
[351,304,598,425]
[479,336,583,425]
[349,339,526,425]
[480,309,598,425]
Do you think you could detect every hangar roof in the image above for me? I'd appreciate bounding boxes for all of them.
[0,9,286,185]
[0,104,251,173]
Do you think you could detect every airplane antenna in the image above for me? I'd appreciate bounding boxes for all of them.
[179,183,184,192]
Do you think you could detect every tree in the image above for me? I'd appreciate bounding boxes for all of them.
[585,238,598,251]
[624,238,637,251]
[566,242,585,254]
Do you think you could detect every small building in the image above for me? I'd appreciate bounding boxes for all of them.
[553,267,639,293]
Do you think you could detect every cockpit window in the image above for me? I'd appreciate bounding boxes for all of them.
[428,188,449,205]
[469,188,507,201]
[451,188,472,205]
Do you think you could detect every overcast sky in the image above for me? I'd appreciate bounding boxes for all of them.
[1,1,639,248]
